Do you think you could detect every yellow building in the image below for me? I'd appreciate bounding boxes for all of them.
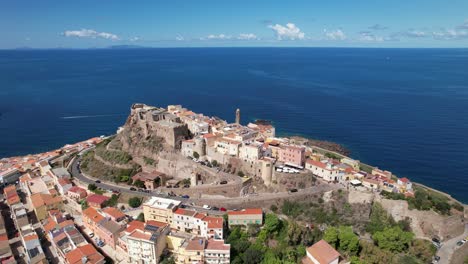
[31,193,63,220]
[143,197,181,224]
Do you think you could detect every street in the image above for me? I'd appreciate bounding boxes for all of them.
[438,224,468,264]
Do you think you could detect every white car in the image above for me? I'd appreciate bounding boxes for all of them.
[89,233,94,238]
[203,205,211,210]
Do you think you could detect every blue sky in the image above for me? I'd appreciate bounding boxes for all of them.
[1,0,468,48]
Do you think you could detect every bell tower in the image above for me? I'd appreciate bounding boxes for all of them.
[235,108,240,124]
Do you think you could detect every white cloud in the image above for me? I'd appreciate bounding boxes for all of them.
[358,32,384,42]
[204,34,232,40]
[176,34,184,41]
[432,29,468,40]
[324,29,346,40]
[63,29,119,40]
[237,33,259,40]
[457,20,468,29]
[129,37,140,42]
[402,30,427,38]
[268,23,305,40]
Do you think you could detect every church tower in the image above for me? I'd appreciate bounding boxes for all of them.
[235,108,240,124]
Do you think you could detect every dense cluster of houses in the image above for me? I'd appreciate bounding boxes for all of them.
[0,138,107,264]
[165,105,414,196]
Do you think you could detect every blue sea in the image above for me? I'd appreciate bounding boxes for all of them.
[0,48,467,203]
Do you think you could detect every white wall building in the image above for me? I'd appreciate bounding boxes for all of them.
[305,159,342,182]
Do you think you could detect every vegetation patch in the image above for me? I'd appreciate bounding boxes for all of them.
[80,150,140,181]
[382,186,461,215]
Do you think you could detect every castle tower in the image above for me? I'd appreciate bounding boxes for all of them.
[235,108,241,124]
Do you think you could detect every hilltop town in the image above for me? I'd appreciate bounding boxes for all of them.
[0,103,467,264]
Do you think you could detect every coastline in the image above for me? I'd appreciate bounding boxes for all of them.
[2,133,466,207]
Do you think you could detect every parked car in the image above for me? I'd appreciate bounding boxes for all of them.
[220,180,228,185]
[88,233,94,238]
[203,205,211,210]
[211,207,219,211]
[95,180,101,183]
[220,207,227,212]
[130,187,136,191]
[289,188,298,193]
[456,240,464,247]
[181,195,190,199]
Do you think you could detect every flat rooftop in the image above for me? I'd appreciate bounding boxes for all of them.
[144,197,181,210]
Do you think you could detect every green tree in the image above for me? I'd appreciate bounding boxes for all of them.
[247,224,261,237]
[264,214,281,235]
[408,239,436,263]
[237,171,245,177]
[337,226,360,256]
[159,256,175,264]
[243,247,263,264]
[137,212,145,222]
[133,179,145,188]
[372,226,414,252]
[350,256,364,264]
[193,151,200,159]
[128,197,142,208]
[366,202,396,234]
[261,250,282,264]
[88,183,97,191]
[286,221,303,246]
[359,241,396,264]
[270,204,278,212]
[323,227,339,249]
[211,160,218,167]
[81,200,89,210]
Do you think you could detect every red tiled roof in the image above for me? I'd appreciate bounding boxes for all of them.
[125,221,145,233]
[82,207,105,224]
[204,216,223,229]
[228,208,262,216]
[65,244,104,264]
[102,207,125,220]
[68,186,87,195]
[306,159,327,169]
[306,240,340,264]
[86,194,110,205]
[399,177,410,183]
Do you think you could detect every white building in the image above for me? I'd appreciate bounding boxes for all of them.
[305,240,340,264]
[305,159,342,182]
[239,144,261,163]
[127,223,169,264]
[214,138,241,156]
[181,140,195,158]
[172,209,224,239]
[204,239,231,264]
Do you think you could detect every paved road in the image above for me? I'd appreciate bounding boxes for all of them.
[438,224,468,264]
[70,156,187,202]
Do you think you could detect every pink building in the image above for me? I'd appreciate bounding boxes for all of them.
[279,145,305,168]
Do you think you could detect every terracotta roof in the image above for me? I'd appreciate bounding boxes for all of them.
[206,239,230,251]
[31,193,62,208]
[102,207,125,220]
[186,237,206,251]
[23,234,39,241]
[228,208,262,216]
[145,220,168,228]
[306,240,340,264]
[65,244,104,264]
[86,194,110,205]
[174,208,197,217]
[68,186,87,195]
[204,216,223,229]
[82,207,105,224]
[128,230,152,241]
[399,177,410,183]
[306,159,327,169]
[125,221,145,233]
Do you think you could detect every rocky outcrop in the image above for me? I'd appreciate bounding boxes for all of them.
[289,136,351,156]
